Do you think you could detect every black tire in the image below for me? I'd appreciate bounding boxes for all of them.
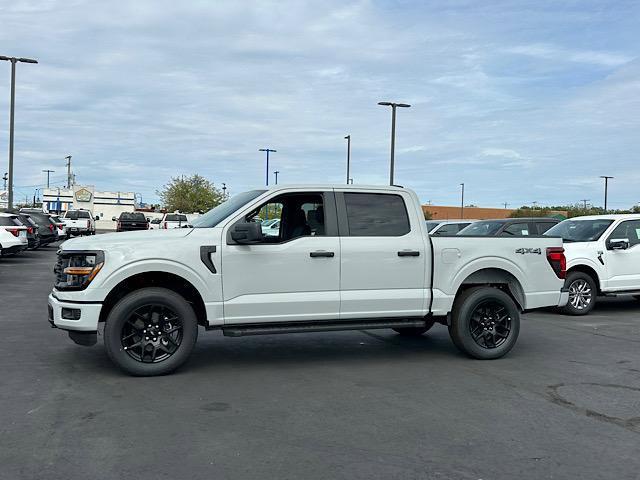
[393,317,436,336]
[561,271,597,316]
[448,287,520,360]
[104,287,198,376]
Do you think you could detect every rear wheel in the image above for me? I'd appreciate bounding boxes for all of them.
[393,317,436,336]
[561,271,597,315]
[448,287,520,359]
[104,287,198,376]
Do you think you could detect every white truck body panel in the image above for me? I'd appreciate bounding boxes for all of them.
[50,185,567,333]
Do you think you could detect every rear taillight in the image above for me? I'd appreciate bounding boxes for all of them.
[87,220,90,229]
[7,228,19,237]
[57,224,63,230]
[164,222,168,229]
[546,247,566,279]
[27,226,33,234]
[49,224,54,233]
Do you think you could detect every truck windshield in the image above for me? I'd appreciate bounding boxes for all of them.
[457,221,504,236]
[544,219,613,242]
[191,190,266,228]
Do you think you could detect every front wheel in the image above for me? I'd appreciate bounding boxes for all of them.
[104,287,198,376]
[561,272,597,315]
[448,287,520,359]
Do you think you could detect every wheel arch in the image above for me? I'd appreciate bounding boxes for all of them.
[566,264,601,294]
[455,268,525,311]
[99,271,208,327]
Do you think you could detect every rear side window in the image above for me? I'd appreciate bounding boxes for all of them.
[501,222,530,236]
[344,193,410,236]
[432,223,463,236]
[536,222,556,234]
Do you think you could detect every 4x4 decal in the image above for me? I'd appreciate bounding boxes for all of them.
[515,248,542,255]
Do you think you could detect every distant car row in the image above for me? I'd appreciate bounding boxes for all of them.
[0,209,65,256]
[112,212,192,231]
[426,217,560,237]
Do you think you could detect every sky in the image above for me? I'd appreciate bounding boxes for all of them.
[1,0,639,208]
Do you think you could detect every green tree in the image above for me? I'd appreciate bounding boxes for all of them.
[509,206,551,218]
[157,174,223,213]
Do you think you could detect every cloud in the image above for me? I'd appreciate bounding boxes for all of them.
[505,43,633,67]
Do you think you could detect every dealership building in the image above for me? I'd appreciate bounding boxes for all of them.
[42,186,136,230]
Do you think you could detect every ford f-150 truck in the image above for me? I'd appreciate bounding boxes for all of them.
[544,214,640,315]
[48,185,568,376]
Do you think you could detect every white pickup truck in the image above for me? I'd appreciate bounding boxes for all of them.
[62,209,96,236]
[48,185,568,376]
[544,214,640,315]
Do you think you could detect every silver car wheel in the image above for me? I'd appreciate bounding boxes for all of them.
[568,279,592,310]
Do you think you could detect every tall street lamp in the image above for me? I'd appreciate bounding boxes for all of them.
[460,183,465,219]
[600,176,613,213]
[0,55,38,208]
[259,149,276,186]
[378,101,410,185]
[42,169,55,188]
[344,135,351,185]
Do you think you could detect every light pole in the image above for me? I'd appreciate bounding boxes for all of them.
[344,135,351,185]
[42,169,55,188]
[0,55,38,208]
[378,101,411,185]
[460,183,465,219]
[222,183,227,199]
[259,149,276,186]
[2,172,7,190]
[600,176,613,213]
[65,155,72,188]
[274,170,279,185]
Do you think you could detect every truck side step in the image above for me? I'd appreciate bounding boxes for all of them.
[222,318,427,337]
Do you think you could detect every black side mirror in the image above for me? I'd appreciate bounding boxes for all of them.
[111,216,117,221]
[230,222,263,244]
[608,238,630,250]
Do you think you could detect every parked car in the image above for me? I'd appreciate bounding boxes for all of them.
[161,212,189,229]
[148,218,162,229]
[0,213,28,254]
[62,209,96,236]
[544,214,640,315]
[457,217,559,236]
[49,214,68,240]
[14,212,41,249]
[113,212,150,232]
[426,220,477,236]
[261,218,281,236]
[0,227,26,257]
[20,209,58,246]
[49,185,568,376]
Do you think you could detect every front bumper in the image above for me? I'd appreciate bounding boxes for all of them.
[48,292,102,332]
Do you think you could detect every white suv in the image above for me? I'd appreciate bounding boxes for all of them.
[161,212,189,229]
[545,214,640,315]
[0,213,28,255]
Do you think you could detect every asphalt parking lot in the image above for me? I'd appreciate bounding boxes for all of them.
[1,246,639,480]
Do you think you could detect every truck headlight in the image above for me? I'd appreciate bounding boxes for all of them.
[54,250,104,290]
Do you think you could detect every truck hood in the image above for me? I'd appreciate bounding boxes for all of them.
[61,228,193,251]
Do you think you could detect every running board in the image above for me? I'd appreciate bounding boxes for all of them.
[222,318,427,337]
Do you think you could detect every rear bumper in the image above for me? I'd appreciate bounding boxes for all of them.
[1,244,27,254]
[558,288,569,307]
[48,292,102,332]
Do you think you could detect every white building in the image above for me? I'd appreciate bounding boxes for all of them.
[42,186,136,230]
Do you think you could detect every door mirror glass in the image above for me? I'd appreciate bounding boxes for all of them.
[230,222,263,244]
[608,238,630,250]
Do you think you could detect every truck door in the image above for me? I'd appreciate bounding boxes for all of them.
[604,219,640,291]
[221,190,340,324]
[336,190,428,319]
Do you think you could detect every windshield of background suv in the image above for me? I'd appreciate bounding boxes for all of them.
[425,221,440,231]
[545,219,614,242]
[457,220,504,236]
[191,190,266,228]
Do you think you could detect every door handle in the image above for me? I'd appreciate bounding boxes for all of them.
[398,250,420,257]
[310,251,335,258]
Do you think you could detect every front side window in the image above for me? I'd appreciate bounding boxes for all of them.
[608,220,640,247]
[192,189,266,228]
[344,193,410,237]
[244,193,326,242]
[458,221,504,236]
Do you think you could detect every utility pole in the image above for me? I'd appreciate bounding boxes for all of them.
[600,176,613,213]
[378,101,411,185]
[460,183,465,219]
[259,149,276,186]
[2,172,7,190]
[0,55,38,208]
[222,183,227,199]
[580,199,590,210]
[65,155,72,188]
[503,202,508,209]
[42,169,55,188]
[532,201,539,209]
[344,135,351,185]
[274,170,279,185]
